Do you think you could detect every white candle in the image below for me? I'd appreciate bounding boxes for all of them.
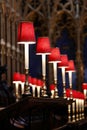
[68,71,72,88]
[61,67,65,86]
[37,86,41,98]
[84,89,87,98]
[21,82,25,95]
[61,67,66,98]
[25,44,29,69]
[32,85,36,97]
[53,62,57,83]
[42,54,46,77]
[68,71,72,98]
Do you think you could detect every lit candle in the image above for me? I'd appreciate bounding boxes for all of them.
[37,86,41,98]
[53,62,57,84]
[84,89,87,98]
[25,44,29,69]
[42,54,46,77]
[61,67,66,98]
[21,82,25,95]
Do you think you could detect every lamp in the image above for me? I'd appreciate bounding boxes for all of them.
[13,72,21,101]
[82,83,87,99]
[65,60,75,99]
[58,54,68,98]
[36,37,51,97]
[17,21,36,95]
[48,47,61,98]
[82,83,87,106]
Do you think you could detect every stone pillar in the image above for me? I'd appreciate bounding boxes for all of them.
[75,19,84,91]
[0,4,6,65]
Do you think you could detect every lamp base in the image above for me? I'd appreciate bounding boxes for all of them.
[24,81,31,96]
[41,86,48,97]
[24,85,31,96]
[54,87,59,98]
[24,90,31,96]
[54,91,59,98]
[24,69,31,96]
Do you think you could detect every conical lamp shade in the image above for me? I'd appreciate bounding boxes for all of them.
[17,21,36,44]
[36,79,43,87]
[50,84,55,90]
[65,60,75,72]
[13,72,21,81]
[31,78,37,85]
[82,83,87,90]
[48,47,61,63]
[20,74,26,82]
[36,37,51,55]
[58,54,68,68]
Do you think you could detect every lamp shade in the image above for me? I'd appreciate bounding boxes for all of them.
[36,79,43,87]
[36,37,51,55]
[17,21,36,44]
[48,47,61,63]
[72,89,77,99]
[65,60,75,72]
[28,76,32,84]
[13,72,21,81]
[66,88,70,98]
[82,83,87,90]
[31,77,37,85]
[50,84,55,90]
[20,74,26,82]
[58,54,68,68]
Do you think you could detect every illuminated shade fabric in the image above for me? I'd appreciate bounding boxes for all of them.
[17,21,36,44]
